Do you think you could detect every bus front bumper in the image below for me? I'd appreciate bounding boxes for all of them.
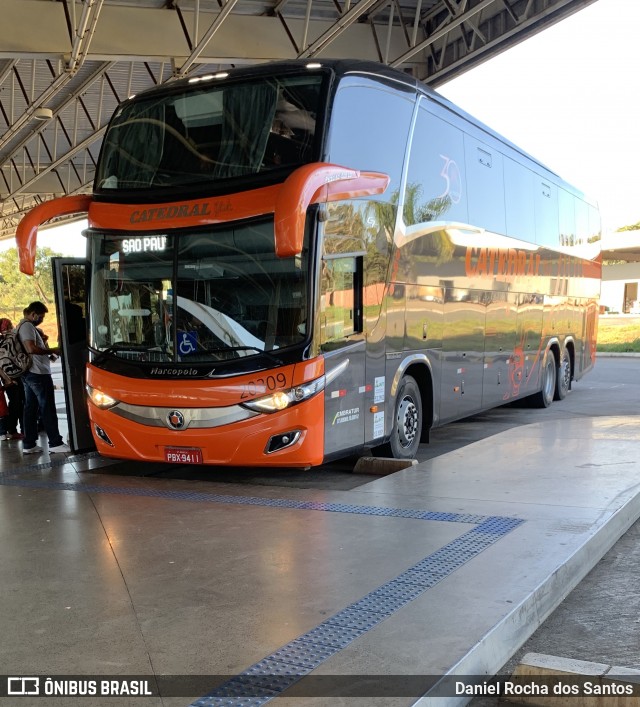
[87,392,325,468]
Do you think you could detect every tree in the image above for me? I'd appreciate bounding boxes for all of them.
[0,246,63,321]
[616,222,640,232]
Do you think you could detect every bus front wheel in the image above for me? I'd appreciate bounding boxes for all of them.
[387,375,422,459]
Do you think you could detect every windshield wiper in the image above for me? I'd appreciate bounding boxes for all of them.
[201,346,284,366]
[91,343,165,365]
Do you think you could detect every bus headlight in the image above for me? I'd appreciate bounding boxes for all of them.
[241,376,325,414]
[86,385,119,409]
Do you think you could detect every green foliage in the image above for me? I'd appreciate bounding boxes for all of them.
[0,246,63,322]
[597,320,640,352]
[597,341,640,352]
[616,222,640,232]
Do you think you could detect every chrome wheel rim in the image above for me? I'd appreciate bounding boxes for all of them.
[397,396,418,448]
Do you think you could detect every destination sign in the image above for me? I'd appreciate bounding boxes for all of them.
[122,235,167,253]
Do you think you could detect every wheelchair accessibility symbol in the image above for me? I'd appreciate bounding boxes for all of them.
[178,331,197,355]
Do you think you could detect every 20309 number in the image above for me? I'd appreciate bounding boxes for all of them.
[240,372,287,399]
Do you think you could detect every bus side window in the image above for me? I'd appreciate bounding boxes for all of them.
[404,102,468,226]
[326,80,413,199]
[320,255,363,350]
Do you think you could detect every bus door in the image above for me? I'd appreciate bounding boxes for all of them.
[52,258,96,453]
[320,254,366,457]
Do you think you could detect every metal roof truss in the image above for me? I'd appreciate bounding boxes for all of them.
[0,0,597,240]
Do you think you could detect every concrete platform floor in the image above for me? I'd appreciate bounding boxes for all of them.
[1,413,639,707]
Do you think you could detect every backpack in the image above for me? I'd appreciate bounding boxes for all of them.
[0,322,32,382]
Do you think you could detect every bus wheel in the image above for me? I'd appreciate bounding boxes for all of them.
[388,375,422,459]
[554,348,571,400]
[531,350,556,408]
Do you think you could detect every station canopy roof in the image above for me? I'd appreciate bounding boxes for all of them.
[0,0,598,241]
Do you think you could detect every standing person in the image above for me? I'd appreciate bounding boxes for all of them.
[0,317,24,439]
[4,380,24,439]
[0,375,9,441]
[17,302,70,455]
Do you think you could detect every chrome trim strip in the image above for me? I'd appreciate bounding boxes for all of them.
[389,353,432,398]
[110,402,259,430]
[265,430,301,454]
[324,358,349,386]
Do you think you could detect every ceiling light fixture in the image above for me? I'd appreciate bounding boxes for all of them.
[33,107,53,121]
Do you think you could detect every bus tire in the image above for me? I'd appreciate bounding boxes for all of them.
[531,350,556,408]
[388,375,422,459]
[554,348,571,400]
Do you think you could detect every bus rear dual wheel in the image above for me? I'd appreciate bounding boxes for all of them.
[532,348,570,408]
[533,352,557,408]
[554,348,571,401]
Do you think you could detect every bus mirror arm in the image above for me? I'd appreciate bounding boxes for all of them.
[16,194,93,275]
[14,164,390,272]
[273,162,389,258]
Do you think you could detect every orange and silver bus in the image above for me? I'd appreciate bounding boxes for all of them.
[17,59,601,467]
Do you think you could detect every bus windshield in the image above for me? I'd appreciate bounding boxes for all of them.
[88,218,309,363]
[95,74,323,191]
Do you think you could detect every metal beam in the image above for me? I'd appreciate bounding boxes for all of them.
[0,60,17,88]
[3,126,105,202]
[174,0,241,77]
[391,0,495,67]
[1,62,113,163]
[298,0,385,58]
[67,0,105,73]
[423,0,599,86]
[0,71,71,153]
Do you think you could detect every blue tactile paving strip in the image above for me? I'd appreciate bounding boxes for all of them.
[0,460,524,705]
[0,474,494,524]
[189,518,524,707]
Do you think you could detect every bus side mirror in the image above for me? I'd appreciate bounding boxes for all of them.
[16,194,93,275]
[274,162,389,258]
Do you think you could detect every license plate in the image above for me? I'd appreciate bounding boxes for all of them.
[164,447,203,464]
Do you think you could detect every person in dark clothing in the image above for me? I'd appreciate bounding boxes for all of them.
[0,377,9,441]
[64,300,86,345]
[0,317,24,439]
[17,302,70,455]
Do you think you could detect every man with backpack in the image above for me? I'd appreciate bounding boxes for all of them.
[0,317,25,440]
[17,302,70,455]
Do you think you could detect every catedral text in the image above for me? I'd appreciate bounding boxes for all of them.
[465,246,541,279]
[129,200,232,224]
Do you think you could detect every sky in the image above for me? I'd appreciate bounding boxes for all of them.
[2,0,636,258]
[438,0,638,234]
[0,219,87,258]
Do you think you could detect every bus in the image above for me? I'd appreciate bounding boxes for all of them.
[17,59,601,467]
